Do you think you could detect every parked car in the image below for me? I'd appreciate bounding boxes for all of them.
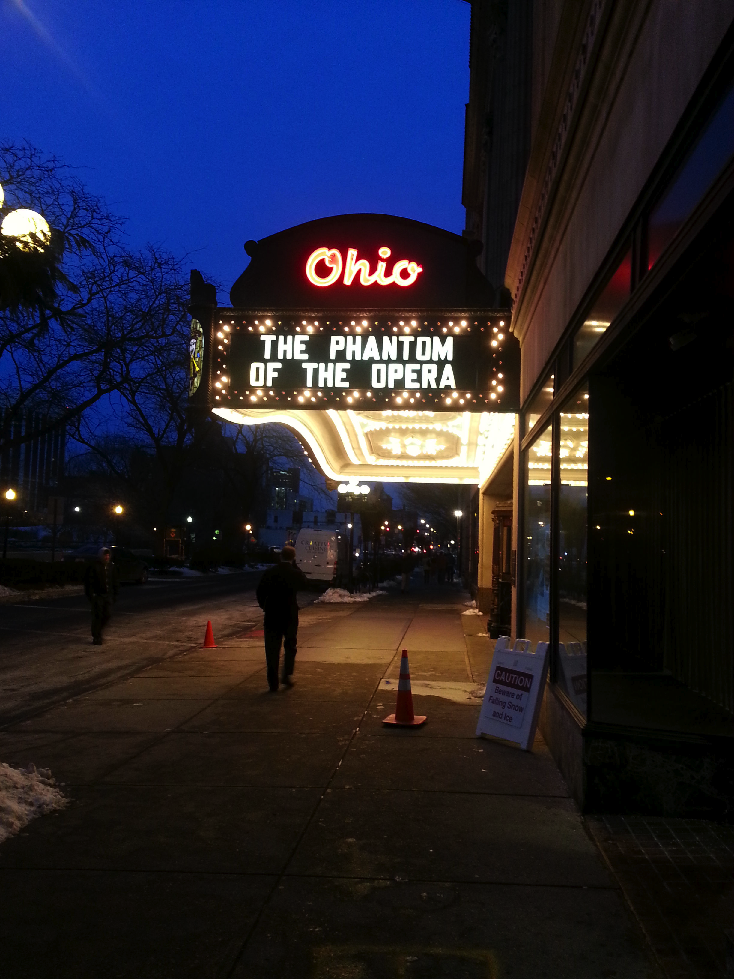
[64,544,149,584]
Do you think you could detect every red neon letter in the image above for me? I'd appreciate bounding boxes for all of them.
[306,247,343,286]
[343,247,379,286]
[392,259,423,287]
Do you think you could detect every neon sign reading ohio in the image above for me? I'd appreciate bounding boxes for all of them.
[249,333,456,391]
[306,246,423,288]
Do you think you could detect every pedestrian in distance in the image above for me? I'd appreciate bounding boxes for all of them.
[84,546,119,645]
[400,551,413,593]
[256,544,308,692]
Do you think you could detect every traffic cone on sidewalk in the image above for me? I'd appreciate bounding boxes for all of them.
[383,649,426,727]
[202,620,217,648]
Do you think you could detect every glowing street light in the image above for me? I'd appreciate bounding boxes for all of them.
[3,487,17,559]
[113,505,123,515]
[187,516,193,523]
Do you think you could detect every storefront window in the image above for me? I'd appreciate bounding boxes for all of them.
[523,421,552,644]
[557,383,589,717]
[648,81,734,269]
[525,372,554,436]
[573,251,631,367]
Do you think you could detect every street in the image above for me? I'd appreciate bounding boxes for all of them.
[0,571,281,727]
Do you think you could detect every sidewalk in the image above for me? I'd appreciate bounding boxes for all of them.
[0,580,661,978]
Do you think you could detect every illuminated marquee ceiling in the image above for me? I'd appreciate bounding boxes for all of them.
[213,406,516,486]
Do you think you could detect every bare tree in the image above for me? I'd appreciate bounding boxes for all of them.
[0,141,177,452]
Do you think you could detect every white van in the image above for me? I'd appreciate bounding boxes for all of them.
[294,529,340,582]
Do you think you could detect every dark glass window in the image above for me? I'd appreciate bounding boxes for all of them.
[573,251,631,367]
[648,82,734,268]
[557,383,589,718]
[523,421,552,644]
[525,372,555,437]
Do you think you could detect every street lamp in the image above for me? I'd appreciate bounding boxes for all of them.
[114,505,123,515]
[3,488,17,560]
[187,516,193,524]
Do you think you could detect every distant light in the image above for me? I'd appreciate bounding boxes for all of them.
[74,506,80,512]
[5,488,16,501]
[186,516,193,523]
[628,509,635,516]
[114,505,123,514]
[453,510,462,518]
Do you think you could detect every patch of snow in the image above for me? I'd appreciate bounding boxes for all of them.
[464,599,477,608]
[0,585,21,599]
[462,608,483,616]
[315,588,385,604]
[0,764,67,845]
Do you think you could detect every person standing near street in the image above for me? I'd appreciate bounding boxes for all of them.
[256,544,308,691]
[84,546,119,645]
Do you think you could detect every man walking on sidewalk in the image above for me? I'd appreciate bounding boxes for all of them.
[256,544,308,691]
[84,546,119,645]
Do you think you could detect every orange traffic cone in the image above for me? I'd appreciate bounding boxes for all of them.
[383,649,426,727]
[203,620,217,648]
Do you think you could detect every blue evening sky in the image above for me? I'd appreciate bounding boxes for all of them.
[1,0,471,299]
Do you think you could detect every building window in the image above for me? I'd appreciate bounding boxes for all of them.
[522,420,552,644]
[648,81,734,270]
[573,251,631,367]
[525,372,555,436]
[557,382,589,718]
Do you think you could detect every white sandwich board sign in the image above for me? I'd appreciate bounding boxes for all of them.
[476,637,549,750]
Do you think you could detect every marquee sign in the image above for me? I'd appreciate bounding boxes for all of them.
[210,315,516,410]
[188,213,519,416]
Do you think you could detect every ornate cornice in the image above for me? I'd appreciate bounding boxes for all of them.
[505,0,607,317]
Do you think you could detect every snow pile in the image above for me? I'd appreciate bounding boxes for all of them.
[315,588,385,604]
[0,763,67,845]
[0,585,21,600]
[462,608,483,616]
[464,599,477,608]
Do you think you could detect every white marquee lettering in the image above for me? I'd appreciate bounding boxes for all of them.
[260,336,275,359]
[277,335,293,360]
[372,364,386,388]
[382,336,398,361]
[330,336,345,359]
[439,364,456,388]
[432,337,453,361]
[345,335,362,360]
[362,335,380,360]
[250,362,265,386]
[388,364,403,388]
[422,364,438,388]
[398,336,414,359]
[302,363,317,387]
[293,336,309,360]
[404,364,420,389]
[335,363,350,388]
[416,336,431,361]
[318,363,334,387]
[266,362,282,386]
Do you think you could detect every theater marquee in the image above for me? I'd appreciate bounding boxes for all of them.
[189,213,519,484]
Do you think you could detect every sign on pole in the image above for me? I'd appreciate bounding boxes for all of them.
[476,637,549,750]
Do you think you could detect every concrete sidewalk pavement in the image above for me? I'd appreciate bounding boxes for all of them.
[0,582,659,978]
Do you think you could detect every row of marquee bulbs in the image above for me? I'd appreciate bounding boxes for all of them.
[337,482,370,495]
[218,318,506,336]
[0,183,51,251]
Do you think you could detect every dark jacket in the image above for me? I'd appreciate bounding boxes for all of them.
[84,560,119,601]
[256,560,308,628]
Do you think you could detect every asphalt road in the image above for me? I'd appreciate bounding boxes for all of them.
[0,570,289,728]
